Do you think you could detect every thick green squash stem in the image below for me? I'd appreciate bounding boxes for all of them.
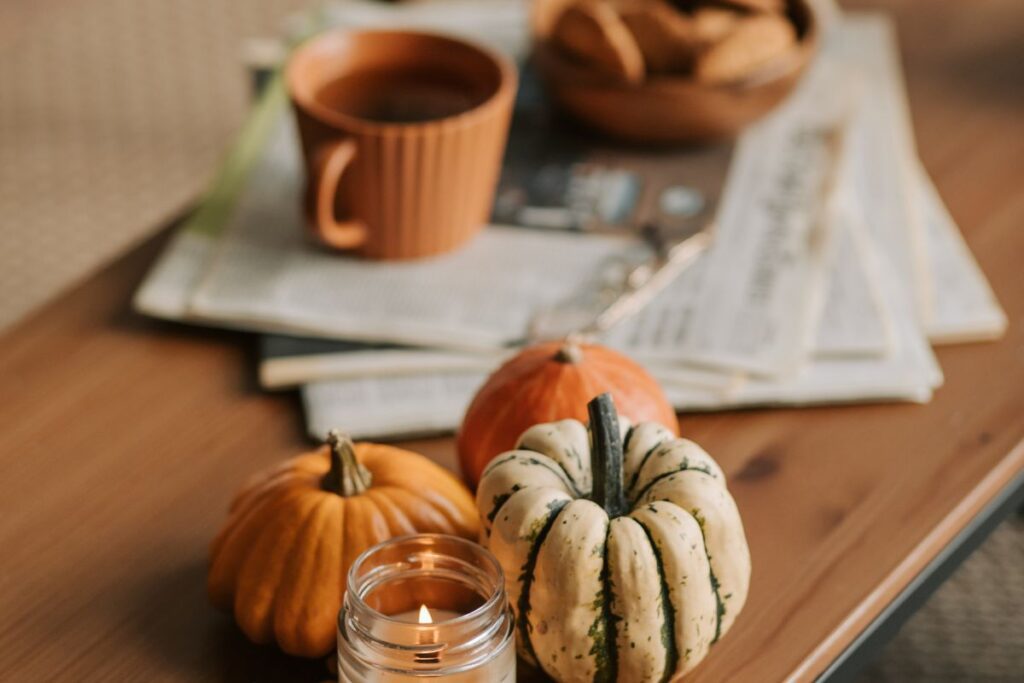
[322,430,372,496]
[588,393,626,517]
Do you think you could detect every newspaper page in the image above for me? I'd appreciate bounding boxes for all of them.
[813,213,892,358]
[838,16,934,324]
[811,123,894,359]
[135,227,220,321]
[916,165,1007,343]
[660,197,942,409]
[601,58,850,377]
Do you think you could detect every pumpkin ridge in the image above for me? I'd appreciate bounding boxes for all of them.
[370,486,457,534]
[573,353,618,396]
[640,479,730,644]
[209,488,312,607]
[233,493,323,642]
[296,500,343,654]
[213,481,305,559]
[626,442,671,496]
[583,355,646,394]
[522,363,568,416]
[366,448,463,488]
[271,497,334,655]
[634,518,679,683]
[229,468,315,514]
[621,424,637,457]
[384,484,467,534]
[233,469,320,508]
[362,488,417,536]
[487,447,583,498]
[508,450,584,498]
[479,451,520,479]
[686,506,726,643]
[591,527,618,683]
[484,483,522,526]
[362,451,479,537]
[630,463,717,507]
[339,497,391,586]
[516,498,570,668]
[401,491,462,540]
[232,453,318,496]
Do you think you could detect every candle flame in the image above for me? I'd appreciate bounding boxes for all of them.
[418,604,433,624]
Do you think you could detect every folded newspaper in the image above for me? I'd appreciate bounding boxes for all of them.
[133,0,1005,440]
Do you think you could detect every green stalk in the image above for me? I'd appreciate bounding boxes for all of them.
[322,430,372,496]
[588,393,626,517]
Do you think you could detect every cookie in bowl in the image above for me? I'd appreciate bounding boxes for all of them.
[532,0,818,143]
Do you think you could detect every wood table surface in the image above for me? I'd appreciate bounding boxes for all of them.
[1,1,1023,681]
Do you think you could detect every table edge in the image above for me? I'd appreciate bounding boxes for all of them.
[788,436,1024,682]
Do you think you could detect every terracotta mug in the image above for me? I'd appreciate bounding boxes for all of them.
[286,30,517,259]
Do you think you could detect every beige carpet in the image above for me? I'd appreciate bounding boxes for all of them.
[0,0,312,330]
[861,517,1023,683]
[0,1,1020,681]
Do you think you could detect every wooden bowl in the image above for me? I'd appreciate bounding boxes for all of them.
[531,0,818,144]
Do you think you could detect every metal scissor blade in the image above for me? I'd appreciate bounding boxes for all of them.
[527,223,714,343]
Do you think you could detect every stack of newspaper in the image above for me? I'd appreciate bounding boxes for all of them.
[134,0,1005,440]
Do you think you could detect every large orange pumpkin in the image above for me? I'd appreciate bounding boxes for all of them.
[457,340,678,488]
[208,432,479,657]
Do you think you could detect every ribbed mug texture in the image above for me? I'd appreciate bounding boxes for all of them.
[288,30,516,259]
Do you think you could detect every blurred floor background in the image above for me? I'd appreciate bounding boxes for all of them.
[0,0,1020,681]
[0,0,309,329]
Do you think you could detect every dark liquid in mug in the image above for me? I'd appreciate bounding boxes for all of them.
[314,69,487,123]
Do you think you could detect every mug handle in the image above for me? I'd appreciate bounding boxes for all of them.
[311,139,368,250]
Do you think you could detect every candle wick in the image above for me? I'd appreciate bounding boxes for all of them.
[414,603,440,659]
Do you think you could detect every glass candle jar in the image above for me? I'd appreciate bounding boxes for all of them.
[337,534,516,682]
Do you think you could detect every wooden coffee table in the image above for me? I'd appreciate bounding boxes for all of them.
[1,1,1022,681]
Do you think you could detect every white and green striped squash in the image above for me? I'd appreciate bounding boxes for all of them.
[476,393,750,682]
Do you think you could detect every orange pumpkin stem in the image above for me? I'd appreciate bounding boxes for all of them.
[554,341,584,364]
[322,430,372,496]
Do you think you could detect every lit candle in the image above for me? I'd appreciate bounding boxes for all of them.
[337,534,516,682]
[391,604,463,625]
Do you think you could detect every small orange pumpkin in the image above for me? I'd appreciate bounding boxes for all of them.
[457,340,678,488]
[208,432,480,657]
